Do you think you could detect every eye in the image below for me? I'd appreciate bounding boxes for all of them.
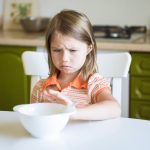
[52,49,61,52]
[70,49,77,52]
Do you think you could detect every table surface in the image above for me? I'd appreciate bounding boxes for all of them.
[0,111,150,150]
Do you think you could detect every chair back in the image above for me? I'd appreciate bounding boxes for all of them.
[22,51,49,93]
[22,51,131,116]
[97,51,131,103]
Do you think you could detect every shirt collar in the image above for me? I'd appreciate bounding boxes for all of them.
[43,73,87,90]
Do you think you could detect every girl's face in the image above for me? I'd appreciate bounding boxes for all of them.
[50,32,91,75]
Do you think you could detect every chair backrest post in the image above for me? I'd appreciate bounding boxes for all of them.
[111,78,122,104]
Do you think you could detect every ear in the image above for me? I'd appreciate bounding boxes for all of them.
[87,44,93,55]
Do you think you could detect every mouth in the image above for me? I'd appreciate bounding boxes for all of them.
[60,65,72,70]
[61,65,71,68]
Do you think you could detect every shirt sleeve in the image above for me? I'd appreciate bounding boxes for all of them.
[88,73,111,104]
[30,79,46,103]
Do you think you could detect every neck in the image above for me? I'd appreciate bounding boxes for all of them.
[58,71,80,83]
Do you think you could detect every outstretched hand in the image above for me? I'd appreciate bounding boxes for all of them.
[42,89,73,106]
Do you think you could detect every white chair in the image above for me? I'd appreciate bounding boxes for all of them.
[22,51,131,117]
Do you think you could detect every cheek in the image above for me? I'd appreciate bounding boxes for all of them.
[51,53,59,65]
[72,53,87,65]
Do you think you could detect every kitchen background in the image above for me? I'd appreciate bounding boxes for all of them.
[0,0,150,28]
[0,0,150,120]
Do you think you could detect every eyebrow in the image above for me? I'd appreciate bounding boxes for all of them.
[51,46,79,50]
[51,46,61,49]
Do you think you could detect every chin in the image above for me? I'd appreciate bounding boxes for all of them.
[60,70,79,75]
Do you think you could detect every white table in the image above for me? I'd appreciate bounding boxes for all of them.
[0,111,150,150]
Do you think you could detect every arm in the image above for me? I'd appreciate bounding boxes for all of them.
[45,88,121,120]
[70,89,121,120]
[30,87,39,103]
[30,80,45,103]
[41,88,121,120]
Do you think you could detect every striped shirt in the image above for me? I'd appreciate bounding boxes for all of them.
[31,73,111,106]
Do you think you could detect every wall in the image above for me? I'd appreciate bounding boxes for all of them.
[0,0,150,28]
[38,0,150,27]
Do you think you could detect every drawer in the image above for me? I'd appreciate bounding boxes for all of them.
[130,52,150,76]
[130,101,150,120]
[130,77,150,101]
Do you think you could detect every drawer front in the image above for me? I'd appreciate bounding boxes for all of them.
[130,101,150,120]
[130,77,150,101]
[130,52,150,76]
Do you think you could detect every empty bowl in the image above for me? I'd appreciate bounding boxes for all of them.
[13,103,75,138]
[20,17,50,32]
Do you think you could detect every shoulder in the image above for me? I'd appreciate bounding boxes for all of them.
[87,73,111,103]
[88,73,106,84]
[30,79,47,103]
[34,79,47,88]
[87,73,110,91]
[32,79,47,92]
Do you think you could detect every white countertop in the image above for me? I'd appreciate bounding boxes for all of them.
[0,111,150,150]
[0,30,150,52]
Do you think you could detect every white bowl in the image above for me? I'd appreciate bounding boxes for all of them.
[13,103,75,138]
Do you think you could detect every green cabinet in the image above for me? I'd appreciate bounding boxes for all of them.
[0,46,35,111]
[130,52,150,120]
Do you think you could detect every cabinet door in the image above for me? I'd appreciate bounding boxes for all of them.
[130,77,150,101]
[130,52,150,120]
[130,101,150,120]
[130,77,150,120]
[130,53,150,76]
[0,46,35,110]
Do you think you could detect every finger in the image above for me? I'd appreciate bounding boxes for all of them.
[42,90,60,103]
[57,94,73,105]
[43,90,49,97]
[48,89,59,96]
[49,90,73,105]
[41,90,55,102]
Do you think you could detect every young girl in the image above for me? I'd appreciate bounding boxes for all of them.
[31,9,121,120]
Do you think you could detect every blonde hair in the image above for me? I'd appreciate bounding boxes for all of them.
[46,9,97,80]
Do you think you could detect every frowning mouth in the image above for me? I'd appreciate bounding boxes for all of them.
[60,65,72,69]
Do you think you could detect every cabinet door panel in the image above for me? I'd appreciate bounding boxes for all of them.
[130,101,150,120]
[130,77,150,101]
[0,46,35,110]
[130,53,150,76]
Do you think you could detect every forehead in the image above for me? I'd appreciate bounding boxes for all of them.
[51,32,64,41]
[51,32,88,48]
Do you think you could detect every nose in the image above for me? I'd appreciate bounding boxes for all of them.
[62,51,69,62]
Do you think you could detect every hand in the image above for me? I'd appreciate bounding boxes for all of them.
[42,89,73,106]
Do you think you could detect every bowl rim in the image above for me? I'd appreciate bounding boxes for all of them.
[13,103,76,117]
